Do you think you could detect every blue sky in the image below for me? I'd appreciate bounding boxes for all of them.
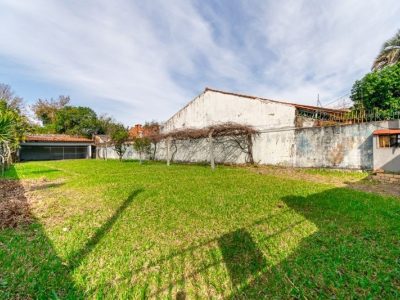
[0,0,399,125]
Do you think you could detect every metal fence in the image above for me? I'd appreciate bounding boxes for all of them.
[297,109,400,125]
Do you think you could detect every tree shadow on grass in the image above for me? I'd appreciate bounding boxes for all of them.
[68,189,143,269]
[128,187,400,299]
[270,188,400,298]
[0,178,83,298]
[0,170,143,298]
[130,209,301,299]
[218,228,267,295]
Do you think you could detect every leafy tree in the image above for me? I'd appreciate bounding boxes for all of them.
[143,121,160,160]
[0,84,23,111]
[109,123,129,161]
[0,84,30,167]
[95,114,114,135]
[372,30,400,71]
[55,106,98,137]
[32,95,70,125]
[133,137,151,164]
[0,110,13,143]
[350,63,400,114]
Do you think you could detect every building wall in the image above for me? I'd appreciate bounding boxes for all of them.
[96,145,144,160]
[253,130,296,166]
[162,90,297,132]
[154,120,400,170]
[373,143,400,172]
[154,138,247,164]
[293,122,378,169]
[373,121,400,172]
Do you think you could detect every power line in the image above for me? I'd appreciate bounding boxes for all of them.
[322,92,351,107]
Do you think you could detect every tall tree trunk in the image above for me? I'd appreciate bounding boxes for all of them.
[209,131,215,170]
[247,134,254,165]
[166,137,171,166]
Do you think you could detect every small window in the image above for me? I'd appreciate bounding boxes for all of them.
[379,134,400,148]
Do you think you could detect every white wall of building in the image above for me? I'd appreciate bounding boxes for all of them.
[162,90,297,132]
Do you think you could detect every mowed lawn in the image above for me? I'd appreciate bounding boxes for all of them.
[1,160,399,299]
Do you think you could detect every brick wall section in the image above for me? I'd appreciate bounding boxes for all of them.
[372,173,400,184]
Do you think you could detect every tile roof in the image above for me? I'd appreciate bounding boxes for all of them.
[24,134,93,143]
[129,124,160,138]
[373,129,400,135]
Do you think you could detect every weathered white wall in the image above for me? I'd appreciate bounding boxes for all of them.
[372,120,400,172]
[153,120,400,170]
[294,120,399,169]
[154,138,247,164]
[253,130,296,166]
[96,145,145,160]
[162,90,297,132]
[373,137,400,172]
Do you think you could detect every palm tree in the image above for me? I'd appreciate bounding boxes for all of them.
[0,112,13,143]
[372,30,400,71]
[0,112,13,175]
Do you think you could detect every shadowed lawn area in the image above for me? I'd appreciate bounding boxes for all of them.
[1,160,399,298]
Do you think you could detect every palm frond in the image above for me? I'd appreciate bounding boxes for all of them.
[372,30,400,71]
[0,112,14,143]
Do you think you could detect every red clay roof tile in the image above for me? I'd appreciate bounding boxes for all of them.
[24,134,93,143]
[373,129,400,135]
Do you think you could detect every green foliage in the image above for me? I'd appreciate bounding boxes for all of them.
[95,114,114,135]
[0,109,13,143]
[1,160,400,298]
[350,63,400,114]
[32,96,114,136]
[133,137,151,163]
[54,106,98,137]
[32,95,70,125]
[372,29,400,71]
[0,93,30,157]
[31,123,57,134]
[109,123,129,160]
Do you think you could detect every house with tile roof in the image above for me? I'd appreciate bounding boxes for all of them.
[19,134,94,161]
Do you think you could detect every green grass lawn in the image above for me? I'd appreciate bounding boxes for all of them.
[1,160,399,299]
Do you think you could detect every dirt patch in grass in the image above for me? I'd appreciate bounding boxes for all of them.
[0,178,64,229]
[250,166,400,198]
[0,179,32,229]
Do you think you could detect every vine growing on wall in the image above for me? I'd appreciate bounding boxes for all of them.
[158,123,259,169]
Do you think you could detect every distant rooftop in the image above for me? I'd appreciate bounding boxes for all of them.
[24,134,93,143]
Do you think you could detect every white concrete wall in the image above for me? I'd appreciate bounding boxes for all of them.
[154,138,247,164]
[373,137,400,172]
[162,90,297,132]
[294,120,400,169]
[153,120,400,170]
[254,130,296,166]
[372,120,400,172]
[96,145,146,160]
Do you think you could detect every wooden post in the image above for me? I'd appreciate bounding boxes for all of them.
[166,137,171,166]
[209,131,215,170]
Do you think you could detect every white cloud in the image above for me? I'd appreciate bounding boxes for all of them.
[0,0,399,124]
[247,0,400,105]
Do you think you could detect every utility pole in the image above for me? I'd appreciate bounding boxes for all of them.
[317,94,322,107]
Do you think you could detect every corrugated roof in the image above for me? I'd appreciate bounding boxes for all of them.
[24,134,93,143]
[373,129,400,135]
